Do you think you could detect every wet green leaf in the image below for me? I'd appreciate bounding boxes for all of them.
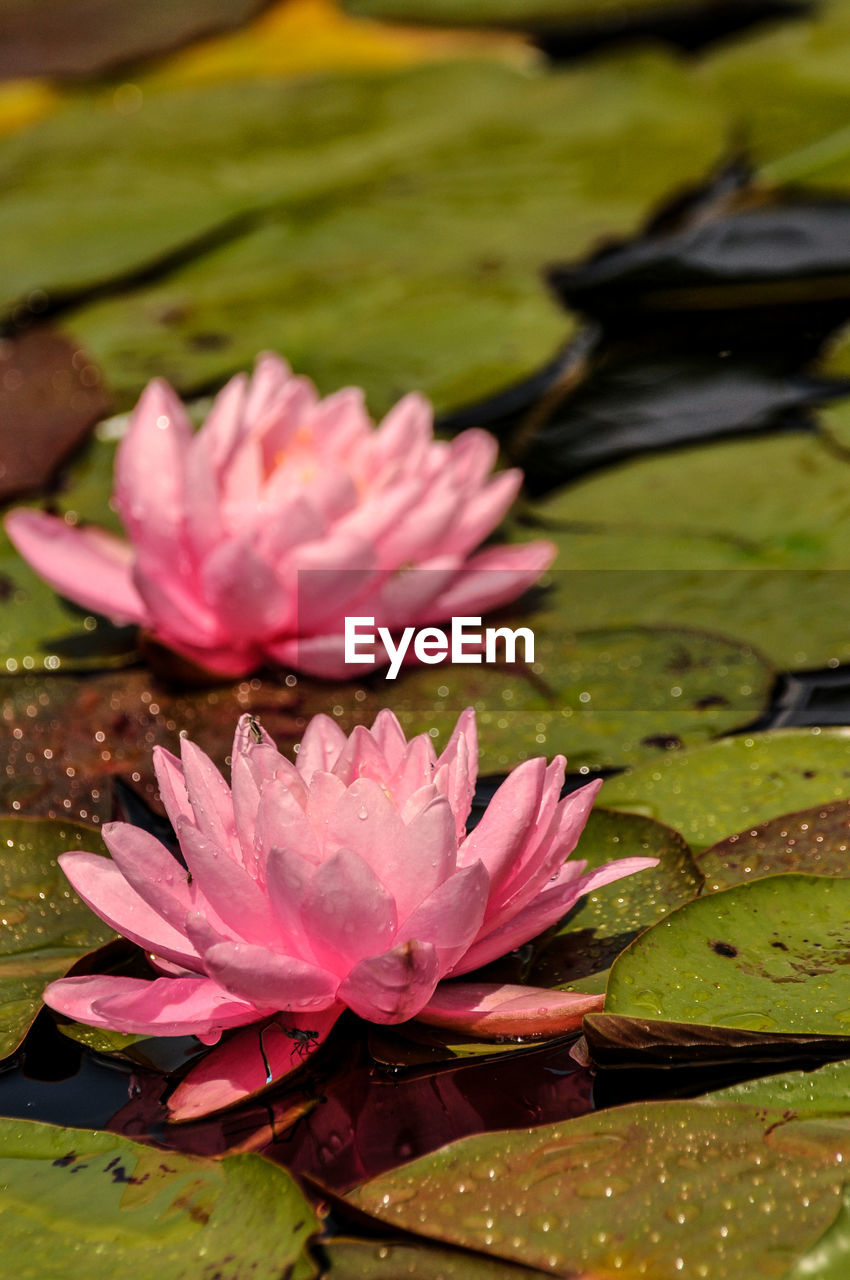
[527,432,850,671]
[528,808,702,993]
[0,1117,319,1280]
[703,1,850,184]
[601,728,850,850]
[347,1096,850,1278]
[0,56,727,410]
[323,1238,548,1280]
[0,817,115,1059]
[698,798,850,891]
[294,623,774,774]
[0,526,137,674]
[712,1058,850,1111]
[606,873,850,1034]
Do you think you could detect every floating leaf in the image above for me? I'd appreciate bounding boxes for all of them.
[0,817,115,1059]
[582,1012,850,1071]
[528,807,702,993]
[0,669,302,822]
[712,1058,850,1111]
[528,431,850,666]
[0,329,111,503]
[323,1238,549,1280]
[0,529,137,675]
[698,798,850,891]
[704,1,850,182]
[0,1117,319,1280]
[605,873,850,1034]
[293,622,775,774]
[148,0,531,89]
[601,729,850,850]
[348,1096,850,1278]
[0,56,727,409]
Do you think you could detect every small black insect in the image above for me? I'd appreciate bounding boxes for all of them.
[280,1025,320,1058]
[247,716,264,744]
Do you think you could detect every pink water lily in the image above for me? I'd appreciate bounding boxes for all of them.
[5,354,553,677]
[45,709,656,1118]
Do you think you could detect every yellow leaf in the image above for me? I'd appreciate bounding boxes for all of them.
[145,0,533,87]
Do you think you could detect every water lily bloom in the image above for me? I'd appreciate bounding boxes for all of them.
[44,710,656,1099]
[5,354,554,677]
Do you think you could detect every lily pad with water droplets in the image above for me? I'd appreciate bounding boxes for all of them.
[296,623,775,775]
[527,807,703,994]
[322,1238,550,1280]
[0,1116,319,1280]
[526,432,850,672]
[0,524,138,675]
[605,873,850,1035]
[347,1094,850,1278]
[698,798,850,892]
[0,817,116,1059]
[601,728,850,851]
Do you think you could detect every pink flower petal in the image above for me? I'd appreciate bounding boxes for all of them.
[167,1003,343,1122]
[201,941,339,1010]
[396,860,489,972]
[457,757,547,890]
[299,848,398,970]
[451,855,658,977]
[429,540,556,618]
[58,852,200,969]
[296,714,348,780]
[44,974,261,1038]
[180,737,238,851]
[4,509,146,624]
[176,819,282,948]
[152,746,193,833]
[99,822,193,932]
[434,706,478,840]
[339,939,441,1023]
[200,537,293,641]
[417,982,603,1039]
[114,379,192,558]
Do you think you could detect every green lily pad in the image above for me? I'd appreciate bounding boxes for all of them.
[703,0,850,183]
[0,1117,319,1280]
[0,525,137,674]
[526,432,850,670]
[527,807,702,994]
[712,1058,850,1111]
[347,1096,850,1278]
[698,798,850,891]
[0,56,727,410]
[292,623,774,774]
[323,1239,547,1280]
[606,873,850,1034]
[601,728,850,851]
[0,817,116,1059]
